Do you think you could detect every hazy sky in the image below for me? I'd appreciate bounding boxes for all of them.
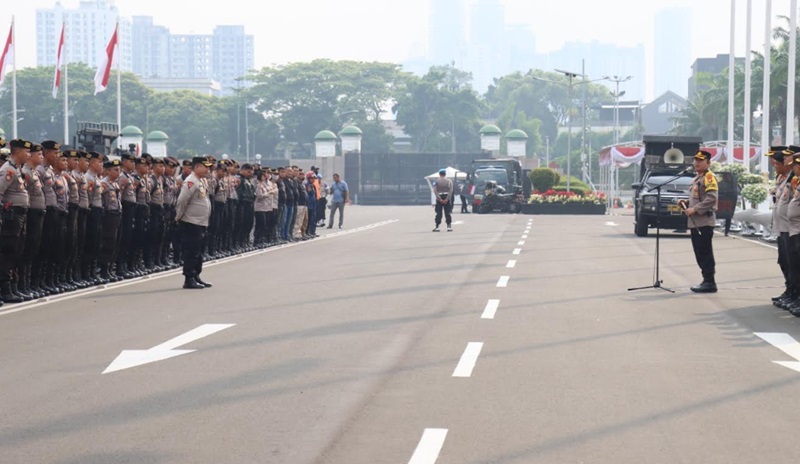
[2,0,794,96]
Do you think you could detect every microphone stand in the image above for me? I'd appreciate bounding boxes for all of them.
[628,168,692,293]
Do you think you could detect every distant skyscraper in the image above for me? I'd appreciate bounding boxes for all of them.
[37,0,132,72]
[170,34,212,80]
[211,26,255,94]
[132,16,170,78]
[654,7,691,98]
[467,0,507,91]
[428,0,466,67]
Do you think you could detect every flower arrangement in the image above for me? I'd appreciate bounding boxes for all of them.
[529,189,606,205]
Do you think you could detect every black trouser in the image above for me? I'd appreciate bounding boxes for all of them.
[254,211,268,244]
[317,198,327,223]
[74,208,89,279]
[789,234,800,295]
[690,226,716,282]
[239,200,254,247]
[132,204,149,266]
[38,207,60,278]
[53,211,68,271]
[265,210,277,242]
[162,205,175,263]
[180,222,206,278]
[66,204,79,271]
[778,233,792,292]
[210,201,226,254]
[0,207,27,284]
[21,209,45,289]
[146,204,165,266]
[83,207,103,273]
[99,211,121,266]
[225,200,238,251]
[118,201,136,267]
[460,194,468,212]
[434,197,453,227]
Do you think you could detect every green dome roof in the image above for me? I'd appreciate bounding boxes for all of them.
[480,124,502,135]
[505,129,529,140]
[121,125,143,137]
[339,125,363,136]
[146,130,169,141]
[314,130,337,141]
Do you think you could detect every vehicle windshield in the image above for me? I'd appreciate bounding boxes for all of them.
[474,170,508,188]
[643,175,693,192]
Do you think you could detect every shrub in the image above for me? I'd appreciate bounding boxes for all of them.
[741,184,768,207]
[529,168,559,193]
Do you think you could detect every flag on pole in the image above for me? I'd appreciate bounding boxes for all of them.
[0,23,12,87]
[53,22,65,98]
[94,24,118,95]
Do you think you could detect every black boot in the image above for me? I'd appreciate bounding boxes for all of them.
[11,271,33,301]
[58,267,76,292]
[183,276,205,289]
[690,280,718,293]
[194,276,212,288]
[0,280,24,304]
[24,265,42,299]
[117,261,135,279]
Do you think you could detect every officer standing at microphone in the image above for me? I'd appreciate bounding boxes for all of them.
[683,150,719,293]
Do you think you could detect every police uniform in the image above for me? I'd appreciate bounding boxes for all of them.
[432,170,454,232]
[0,139,32,304]
[267,171,279,244]
[236,164,256,249]
[63,150,81,287]
[225,164,239,252]
[254,170,270,246]
[176,156,213,289]
[132,157,152,273]
[162,157,179,267]
[116,153,138,278]
[37,141,64,293]
[686,150,719,292]
[52,152,74,291]
[210,162,228,257]
[72,151,91,287]
[146,158,166,270]
[99,160,123,282]
[83,151,105,284]
[19,150,46,300]
[785,151,800,315]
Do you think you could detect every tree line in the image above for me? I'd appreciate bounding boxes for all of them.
[0,59,617,166]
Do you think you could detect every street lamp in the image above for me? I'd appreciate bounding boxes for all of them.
[602,75,632,206]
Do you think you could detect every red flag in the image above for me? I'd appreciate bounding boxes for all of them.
[94,24,118,95]
[52,22,65,98]
[0,23,12,87]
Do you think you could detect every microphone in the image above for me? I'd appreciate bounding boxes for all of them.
[678,166,694,176]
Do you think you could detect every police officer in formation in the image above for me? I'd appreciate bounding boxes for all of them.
[768,146,800,316]
[0,139,324,302]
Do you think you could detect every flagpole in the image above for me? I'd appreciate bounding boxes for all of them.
[761,0,771,174]
[743,0,752,172]
[63,21,69,145]
[11,16,16,139]
[727,0,736,165]
[788,0,797,145]
[116,20,121,148]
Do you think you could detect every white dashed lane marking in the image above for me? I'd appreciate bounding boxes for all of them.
[409,428,448,464]
[506,260,516,269]
[452,342,484,377]
[497,276,510,287]
[482,299,500,319]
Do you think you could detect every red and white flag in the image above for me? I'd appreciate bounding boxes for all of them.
[52,23,65,98]
[93,24,118,95]
[0,23,13,87]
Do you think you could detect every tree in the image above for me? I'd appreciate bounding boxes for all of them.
[393,64,483,152]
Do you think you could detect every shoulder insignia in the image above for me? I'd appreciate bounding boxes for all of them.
[5,170,12,181]
[704,172,718,191]
[187,181,194,189]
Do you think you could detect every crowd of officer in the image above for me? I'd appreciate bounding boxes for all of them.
[0,137,329,304]
[766,145,800,317]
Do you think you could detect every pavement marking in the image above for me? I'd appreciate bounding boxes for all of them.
[103,323,235,374]
[512,248,522,255]
[452,220,465,225]
[0,219,399,318]
[506,259,517,269]
[517,240,526,246]
[754,332,800,373]
[453,342,484,377]
[481,299,500,319]
[605,221,619,226]
[409,428,448,464]
[521,234,528,239]
[497,276,510,287]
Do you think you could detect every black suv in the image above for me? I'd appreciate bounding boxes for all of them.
[632,169,693,237]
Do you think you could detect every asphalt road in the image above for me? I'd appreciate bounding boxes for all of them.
[2,206,800,463]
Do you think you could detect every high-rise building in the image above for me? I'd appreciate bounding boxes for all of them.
[170,34,212,80]
[36,0,133,72]
[688,54,742,99]
[132,16,170,78]
[466,0,508,91]
[428,0,466,67]
[211,26,254,94]
[654,7,691,98]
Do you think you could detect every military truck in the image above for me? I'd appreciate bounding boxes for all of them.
[468,158,523,208]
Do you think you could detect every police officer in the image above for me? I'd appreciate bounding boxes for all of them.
[785,151,800,315]
[63,149,81,287]
[132,156,151,273]
[0,139,32,304]
[116,151,138,279]
[176,156,213,289]
[684,150,719,293]
[83,151,105,285]
[226,160,240,252]
[146,157,166,271]
[162,157,179,268]
[767,147,796,307]
[52,150,74,291]
[37,140,63,293]
[72,151,91,287]
[19,143,46,299]
[99,159,123,281]
[210,160,228,257]
[237,163,256,249]
[432,168,454,232]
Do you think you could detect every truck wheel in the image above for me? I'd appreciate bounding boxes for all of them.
[477,203,490,214]
[507,202,521,214]
[634,215,649,237]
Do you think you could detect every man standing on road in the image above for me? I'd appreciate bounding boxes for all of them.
[683,150,718,293]
[767,147,796,308]
[175,156,213,290]
[328,173,349,229]
[432,168,454,232]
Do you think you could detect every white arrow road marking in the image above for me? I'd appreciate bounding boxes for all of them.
[754,332,800,373]
[497,276,510,287]
[605,221,619,226]
[453,342,484,377]
[506,259,517,269]
[513,248,521,255]
[409,428,448,464]
[482,299,500,319]
[103,324,235,374]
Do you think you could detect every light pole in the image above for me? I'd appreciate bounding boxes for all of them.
[603,75,632,204]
